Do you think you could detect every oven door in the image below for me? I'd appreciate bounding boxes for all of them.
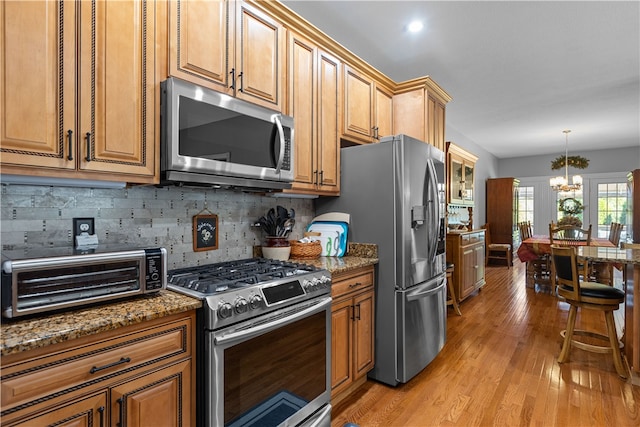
[206,296,332,427]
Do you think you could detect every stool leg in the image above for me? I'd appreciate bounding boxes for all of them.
[447,273,461,316]
[558,305,578,363]
[604,310,628,378]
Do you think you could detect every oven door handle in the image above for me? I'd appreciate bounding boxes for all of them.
[214,297,332,346]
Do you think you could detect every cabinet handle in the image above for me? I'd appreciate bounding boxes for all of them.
[372,126,379,140]
[85,132,92,162]
[350,304,355,321]
[348,282,362,288]
[238,71,244,92]
[116,397,125,427]
[355,303,361,320]
[230,68,236,91]
[89,356,131,374]
[319,170,324,184]
[313,170,318,185]
[66,130,73,160]
[98,406,105,427]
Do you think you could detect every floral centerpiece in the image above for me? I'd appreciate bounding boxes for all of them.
[557,197,583,228]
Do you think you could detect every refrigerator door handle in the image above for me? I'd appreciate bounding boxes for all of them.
[406,278,446,301]
[427,158,440,262]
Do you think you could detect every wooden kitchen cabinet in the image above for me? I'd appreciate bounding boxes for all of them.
[284,32,340,196]
[0,0,158,184]
[447,142,478,205]
[342,65,393,144]
[374,84,394,141]
[168,0,286,111]
[446,230,486,302]
[393,78,451,151]
[0,311,195,426]
[486,177,521,255]
[331,266,375,405]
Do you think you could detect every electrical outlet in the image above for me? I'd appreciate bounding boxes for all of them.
[73,217,95,240]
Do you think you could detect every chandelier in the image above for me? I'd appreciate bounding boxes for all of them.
[550,130,582,192]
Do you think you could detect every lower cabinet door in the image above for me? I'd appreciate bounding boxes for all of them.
[331,297,353,395]
[4,392,107,427]
[111,360,192,427]
[353,290,375,378]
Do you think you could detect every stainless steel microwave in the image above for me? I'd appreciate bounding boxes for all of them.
[160,77,294,191]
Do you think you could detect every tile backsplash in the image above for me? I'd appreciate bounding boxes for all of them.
[1,183,315,270]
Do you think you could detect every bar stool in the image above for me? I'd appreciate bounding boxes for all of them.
[446,263,461,315]
[551,245,627,378]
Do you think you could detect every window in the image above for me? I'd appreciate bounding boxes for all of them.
[596,183,628,239]
[517,186,534,228]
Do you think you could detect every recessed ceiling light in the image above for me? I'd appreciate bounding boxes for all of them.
[407,20,423,33]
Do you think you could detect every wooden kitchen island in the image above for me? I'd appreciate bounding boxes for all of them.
[578,245,640,384]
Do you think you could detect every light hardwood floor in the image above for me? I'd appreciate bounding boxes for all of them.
[331,259,640,426]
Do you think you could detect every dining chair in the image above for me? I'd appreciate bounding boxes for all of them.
[551,245,627,378]
[549,224,592,288]
[591,223,625,285]
[518,221,532,241]
[518,221,550,288]
[549,223,592,246]
[482,223,511,268]
[608,222,623,246]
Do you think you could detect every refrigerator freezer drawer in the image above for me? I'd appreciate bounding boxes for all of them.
[396,275,447,383]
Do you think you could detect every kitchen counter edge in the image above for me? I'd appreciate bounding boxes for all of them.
[0,290,202,357]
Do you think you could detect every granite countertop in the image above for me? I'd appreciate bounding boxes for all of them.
[1,243,378,358]
[0,290,202,357]
[577,246,640,265]
[291,242,378,275]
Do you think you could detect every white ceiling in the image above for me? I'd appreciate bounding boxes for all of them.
[282,0,640,159]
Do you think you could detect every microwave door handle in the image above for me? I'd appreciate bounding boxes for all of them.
[273,114,285,173]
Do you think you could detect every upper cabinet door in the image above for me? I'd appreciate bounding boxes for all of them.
[288,32,316,187]
[392,88,425,142]
[0,0,76,170]
[316,49,340,191]
[169,0,233,93]
[374,85,393,141]
[235,2,285,110]
[343,65,374,142]
[78,0,157,178]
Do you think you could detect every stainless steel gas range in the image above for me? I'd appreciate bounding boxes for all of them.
[168,258,332,427]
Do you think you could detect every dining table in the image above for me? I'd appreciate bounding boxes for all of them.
[517,235,615,262]
[577,245,640,384]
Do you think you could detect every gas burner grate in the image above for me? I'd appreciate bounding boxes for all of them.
[167,258,319,296]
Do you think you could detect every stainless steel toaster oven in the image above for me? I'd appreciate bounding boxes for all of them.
[1,247,167,318]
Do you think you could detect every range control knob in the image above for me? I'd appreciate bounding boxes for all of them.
[302,279,312,291]
[320,275,331,284]
[218,301,233,319]
[249,294,263,310]
[235,297,248,314]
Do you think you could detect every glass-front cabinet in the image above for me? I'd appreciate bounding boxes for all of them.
[446,142,478,205]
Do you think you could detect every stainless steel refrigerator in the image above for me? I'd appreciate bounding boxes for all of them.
[315,134,447,386]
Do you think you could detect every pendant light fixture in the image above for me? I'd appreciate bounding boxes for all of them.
[550,130,582,192]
